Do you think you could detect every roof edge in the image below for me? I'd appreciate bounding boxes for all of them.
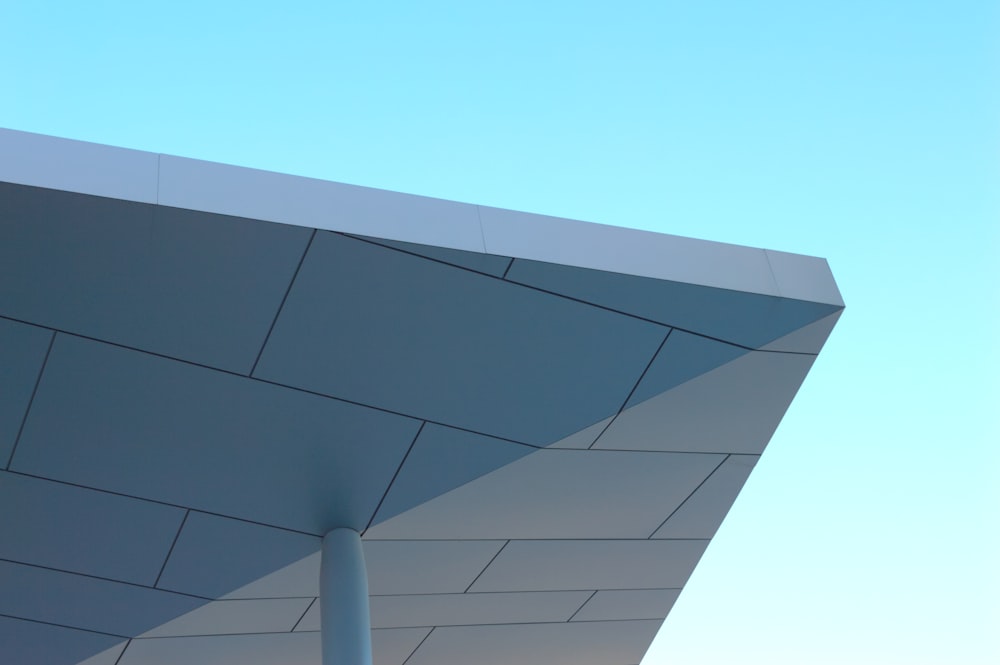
[0,128,843,306]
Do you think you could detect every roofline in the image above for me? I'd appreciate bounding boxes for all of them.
[0,128,842,306]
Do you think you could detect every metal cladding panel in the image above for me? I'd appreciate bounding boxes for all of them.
[295,591,592,631]
[0,130,843,665]
[593,350,817,453]
[12,334,420,534]
[571,589,682,622]
[404,620,663,665]
[505,256,840,349]
[155,512,320,599]
[119,628,431,665]
[0,616,124,665]
[468,540,711,592]
[371,423,535,524]
[0,471,185,585]
[139,598,313,638]
[253,231,667,446]
[653,455,759,539]
[0,183,312,373]
[0,560,205,637]
[364,450,725,540]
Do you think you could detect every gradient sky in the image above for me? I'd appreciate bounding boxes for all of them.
[2,2,997,663]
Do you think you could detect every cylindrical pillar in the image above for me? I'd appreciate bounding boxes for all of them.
[320,528,371,665]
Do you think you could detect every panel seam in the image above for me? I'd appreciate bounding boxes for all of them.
[5,331,56,470]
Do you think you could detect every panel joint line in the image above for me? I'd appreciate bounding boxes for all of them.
[290,597,317,633]
[400,627,435,665]
[154,509,191,587]
[5,330,56,470]
[113,638,132,665]
[566,590,599,622]
[646,454,730,539]
[588,328,672,449]
[249,228,317,376]
[363,421,426,534]
[463,540,509,593]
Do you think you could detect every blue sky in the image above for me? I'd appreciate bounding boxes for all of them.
[2,1,996,662]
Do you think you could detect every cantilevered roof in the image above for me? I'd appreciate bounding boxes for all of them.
[0,128,843,665]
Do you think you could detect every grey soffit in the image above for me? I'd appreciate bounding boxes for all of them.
[0,128,843,665]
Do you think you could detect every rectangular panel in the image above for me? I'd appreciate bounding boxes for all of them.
[157,512,319,599]
[295,591,590,631]
[595,350,816,453]
[255,232,663,445]
[159,155,484,251]
[571,589,681,621]
[365,449,724,540]
[0,471,185,585]
[0,560,204,638]
[365,540,507,596]
[469,539,708,592]
[13,335,419,534]
[224,540,507,600]
[0,615,124,665]
[122,628,430,665]
[652,455,758,539]
[140,598,313,637]
[0,184,313,372]
[405,620,662,665]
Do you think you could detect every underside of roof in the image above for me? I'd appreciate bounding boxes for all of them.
[0,129,843,665]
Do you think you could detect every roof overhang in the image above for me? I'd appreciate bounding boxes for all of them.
[0,128,843,665]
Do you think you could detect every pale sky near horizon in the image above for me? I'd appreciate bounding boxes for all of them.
[2,2,997,663]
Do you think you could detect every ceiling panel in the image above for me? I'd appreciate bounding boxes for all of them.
[254,231,664,445]
[624,331,748,409]
[594,350,816,453]
[120,627,431,665]
[0,318,51,466]
[468,539,709,592]
[372,423,535,525]
[219,552,321,600]
[0,560,204,637]
[0,183,312,372]
[139,598,313,637]
[372,591,590,629]
[122,631,319,665]
[571,589,681,622]
[653,455,758,539]
[365,450,723,540]
[156,512,319,599]
[13,334,420,533]
[0,471,185,585]
[0,615,123,665]
[405,619,662,665]
[297,591,590,631]
[365,540,507,596]
[222,539,507,600]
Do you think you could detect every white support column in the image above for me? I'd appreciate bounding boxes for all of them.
[321,528,372,665]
